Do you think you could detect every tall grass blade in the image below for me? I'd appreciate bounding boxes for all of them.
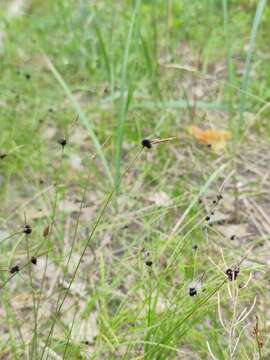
[44,55,114,186]
[114,0,141,190]
[94,19,112,91]
[238,0,267,134]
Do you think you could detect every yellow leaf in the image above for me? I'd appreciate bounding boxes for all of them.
[187,125,231,152]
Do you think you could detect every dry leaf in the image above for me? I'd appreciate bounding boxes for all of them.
[187,125,231,152]
[69,154,83,171]
[43,225,50,237]
[163,63,197,72]
[149,192,172,207]
[25,207,50,220]
[217,223,249,239]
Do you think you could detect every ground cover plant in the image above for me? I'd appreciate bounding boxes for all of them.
[0,0,270,359]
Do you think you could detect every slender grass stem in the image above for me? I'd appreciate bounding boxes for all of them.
[40,147,143,359]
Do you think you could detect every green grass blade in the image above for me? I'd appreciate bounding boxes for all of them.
[238,0,267,134]
[222,0,234,122]
[114,0,141,190]
[94,19,112,90]
[135,100,227,110]
[44,54,114,186]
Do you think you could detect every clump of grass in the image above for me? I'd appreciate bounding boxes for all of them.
[0,1,269,359]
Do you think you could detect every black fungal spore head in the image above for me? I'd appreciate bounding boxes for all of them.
[10,265,20,274]
[141,139,152,149]
[58,136,67,147]
[23,224,32,235]
[145,260,153,267]
[31,257,37,265]
[189,287,197,297]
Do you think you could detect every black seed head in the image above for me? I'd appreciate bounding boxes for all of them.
[217,194,223,201]
[144,251,150,258]
[141,139,152,149]
[230,235,236,240]
[192,245,198,251]
[10,265,20,274]
[189,287,197,297]
[23,224,32,235]
[58,136,67,147]
[145,260,153,267]
[0,153,7,160]
[226,267,239,281]
[31,257,37,265]
[48,108,54,113]
[207,144,212,148]
[25,73,31,80]
[212,200,217,205]
[205,216,211,221]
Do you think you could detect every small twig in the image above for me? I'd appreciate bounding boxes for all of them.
[253,315,263,359]
[237,296,256,324]
[206,341,218,360]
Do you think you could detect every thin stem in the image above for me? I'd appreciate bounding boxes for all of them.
[40,147,143,359]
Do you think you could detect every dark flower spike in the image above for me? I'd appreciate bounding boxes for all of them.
[189,287,197,297]
[141,139,152,149]
[188,272,204,297]
[145,260,153,267]
[226,267,240,281]
[23,224,32,235]
[58,136,67,147]
[142,137,177,149]
[141,249,150,258]
[217,194,223,201]
[31,257,37,265]
[10,265,20,274]
[192,244,198,251]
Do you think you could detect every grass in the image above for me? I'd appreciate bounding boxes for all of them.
[0,0,270,359]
